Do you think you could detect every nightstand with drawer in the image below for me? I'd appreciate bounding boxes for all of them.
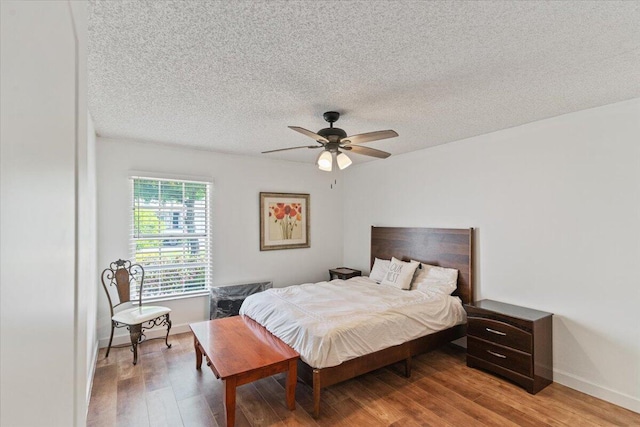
[328,267,362,281]
[465,299,553,394]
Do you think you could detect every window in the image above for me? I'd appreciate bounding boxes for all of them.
[130,176,211,299]
[171,212,180,229]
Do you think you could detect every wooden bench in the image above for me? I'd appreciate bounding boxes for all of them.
[190,316,299,427]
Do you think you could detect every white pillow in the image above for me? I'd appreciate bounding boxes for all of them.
[412,263,458,294]
[369,258,390,283]
[380,257,420,290]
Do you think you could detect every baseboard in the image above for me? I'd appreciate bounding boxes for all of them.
[86,340,99,406]
[554,368,640,414]
[97,322,192,348]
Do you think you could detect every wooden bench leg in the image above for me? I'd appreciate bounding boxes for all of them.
[194,337,202,370]
[286,359,297,410]
[224,377,237,427]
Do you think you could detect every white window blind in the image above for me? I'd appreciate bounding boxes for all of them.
[130,177,211,299]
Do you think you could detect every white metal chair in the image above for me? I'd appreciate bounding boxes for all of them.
[101,259,172,365]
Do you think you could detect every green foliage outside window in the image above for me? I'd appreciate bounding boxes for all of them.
[133,209,164,249]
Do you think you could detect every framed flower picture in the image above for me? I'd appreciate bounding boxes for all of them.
[260,192,310,251]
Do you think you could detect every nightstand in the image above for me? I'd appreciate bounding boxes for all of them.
[465,299,553,394]
[328,267,362,281]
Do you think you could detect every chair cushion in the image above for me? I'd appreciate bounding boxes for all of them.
[112,305,171,325]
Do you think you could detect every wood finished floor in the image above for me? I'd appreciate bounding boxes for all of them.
[87,332,640,427]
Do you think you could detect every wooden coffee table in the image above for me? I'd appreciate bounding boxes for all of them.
[190,316,299,427]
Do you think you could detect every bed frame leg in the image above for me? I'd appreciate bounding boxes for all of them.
[313,369,321,418]
[404,355,412,378]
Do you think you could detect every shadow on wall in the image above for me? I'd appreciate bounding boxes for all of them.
[553,315,636,392]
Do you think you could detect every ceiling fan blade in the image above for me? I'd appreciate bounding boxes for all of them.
[262,145,321,154]
[347,145,391,159]
[288,126,330,143]
[342,130,398,145]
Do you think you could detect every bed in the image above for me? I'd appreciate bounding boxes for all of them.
[241,226,473,417]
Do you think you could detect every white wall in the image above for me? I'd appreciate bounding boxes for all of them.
[342,98,640,412]
[96,137,343,345]
[72,3,99,421]
[0,1,91,425]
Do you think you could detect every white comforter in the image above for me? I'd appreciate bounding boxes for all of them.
[239,276,466,368]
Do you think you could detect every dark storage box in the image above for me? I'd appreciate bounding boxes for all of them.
[208,281,272,319]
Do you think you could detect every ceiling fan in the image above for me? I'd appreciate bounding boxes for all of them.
[262,111,398,171]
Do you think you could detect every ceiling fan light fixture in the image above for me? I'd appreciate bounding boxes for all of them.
[317,150,332,171]
[271,112,397,168]
[336,152,352,170]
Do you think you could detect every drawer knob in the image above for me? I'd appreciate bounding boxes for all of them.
[487,350,507,359]
[486,327,506,336]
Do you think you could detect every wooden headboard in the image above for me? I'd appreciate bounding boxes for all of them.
[371,227,474,305]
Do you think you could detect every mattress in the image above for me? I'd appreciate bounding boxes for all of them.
[239,276,466,368]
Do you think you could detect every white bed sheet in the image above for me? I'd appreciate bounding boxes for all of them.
[239,276,466,368]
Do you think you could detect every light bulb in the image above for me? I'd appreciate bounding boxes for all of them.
[336,152,352,170]
[317,150,332,171]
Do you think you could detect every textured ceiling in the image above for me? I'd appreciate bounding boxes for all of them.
[88,1,640,165]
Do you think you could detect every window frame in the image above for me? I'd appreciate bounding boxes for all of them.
[129,174,213,301]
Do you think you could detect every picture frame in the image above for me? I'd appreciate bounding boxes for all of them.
[260,192,310,251]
